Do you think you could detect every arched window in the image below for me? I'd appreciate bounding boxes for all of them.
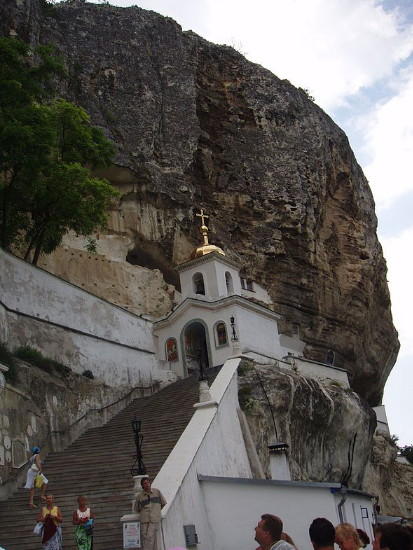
[225,272,234,295]
[193,272,205,295]
[215,321,228,347]
[166,338,178,362]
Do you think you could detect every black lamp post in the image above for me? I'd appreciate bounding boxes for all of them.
[230,316,238,341]
[130,416,146,476]
[196,348,206,381]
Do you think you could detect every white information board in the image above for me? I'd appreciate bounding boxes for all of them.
[123,521,141,549]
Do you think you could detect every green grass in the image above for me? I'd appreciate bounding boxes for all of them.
[14,345,71,376]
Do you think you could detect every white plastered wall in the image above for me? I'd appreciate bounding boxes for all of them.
[198,479,374,550]
[237,307,281,359]
[0,249,165,386]
[178,256,241,300]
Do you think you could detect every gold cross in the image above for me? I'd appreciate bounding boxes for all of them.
[196,209,209,226]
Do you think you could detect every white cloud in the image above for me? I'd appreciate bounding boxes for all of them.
[381,228,413,357]
[93,0,413,112]
[363,67,413,208]
[199,0,413,110]
[383,353,412,444]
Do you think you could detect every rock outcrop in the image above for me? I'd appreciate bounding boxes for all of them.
[0,0,399,405]
[0,359,153,498]
[239,364,376,488]
[239,364,413,519]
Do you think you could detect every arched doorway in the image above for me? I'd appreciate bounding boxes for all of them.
[182,320,211,376]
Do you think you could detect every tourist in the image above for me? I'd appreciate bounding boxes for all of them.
[134,477,166,550]
[281,532,298,549]
[24,445,48,508]
[373,523,413,550]
[309,518,335,550]
[356,528,370,548]
[254,513,295,550]
[72,495,94,550]
[36,494,63,549]
[335,523,363,550]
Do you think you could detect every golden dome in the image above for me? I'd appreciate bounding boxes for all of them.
[190,210,225,259]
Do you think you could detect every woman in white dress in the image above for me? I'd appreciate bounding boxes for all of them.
[24,445,48,508]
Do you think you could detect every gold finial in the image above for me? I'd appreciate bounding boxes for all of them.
[190,209,225,259]
[196,208,209,227]
[196,208,210,246]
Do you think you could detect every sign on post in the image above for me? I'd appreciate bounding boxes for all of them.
[123,521,140,549]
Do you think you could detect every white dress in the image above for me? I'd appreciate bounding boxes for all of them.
[24,454,48,489]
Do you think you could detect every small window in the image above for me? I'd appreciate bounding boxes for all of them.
[193,272,205,295]
[215,322,228,347]
[166,338,178,362]
[246,280,253,291]
[225,272,234,294]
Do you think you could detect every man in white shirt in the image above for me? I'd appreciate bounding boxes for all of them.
[254,513,295,550]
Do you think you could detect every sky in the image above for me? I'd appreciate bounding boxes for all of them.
[89,0,412,446]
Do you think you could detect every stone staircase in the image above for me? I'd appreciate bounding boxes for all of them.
[0,373,204,550]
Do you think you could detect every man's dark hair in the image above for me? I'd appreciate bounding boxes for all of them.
[309,518,335,547]
[140,476,151,488]
[376,523,413,550]
[261,514,283,542]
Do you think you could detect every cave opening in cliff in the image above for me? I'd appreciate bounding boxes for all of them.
[126,238,180,290]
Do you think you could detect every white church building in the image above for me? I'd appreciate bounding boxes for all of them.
[153,210,305,379]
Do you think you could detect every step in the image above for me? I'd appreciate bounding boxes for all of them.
[0,372,207,550]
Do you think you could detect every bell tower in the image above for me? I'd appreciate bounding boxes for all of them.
[177,210,242,300]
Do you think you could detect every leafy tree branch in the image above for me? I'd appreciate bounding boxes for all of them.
[0,37,119,263]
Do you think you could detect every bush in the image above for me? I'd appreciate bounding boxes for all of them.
[15,345,43,364]
[238,386,257,411]
[48,359,71,376]
[14,345,70,376]
[0,342,17,384]
[237,361,253,376]
[398,445,413,464]
[82,369,94,380]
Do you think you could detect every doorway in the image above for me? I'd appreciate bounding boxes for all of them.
[182,320,211,376]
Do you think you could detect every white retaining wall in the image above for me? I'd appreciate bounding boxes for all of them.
[0,250,167,386]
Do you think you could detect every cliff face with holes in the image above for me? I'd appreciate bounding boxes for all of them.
[1,0,399,406]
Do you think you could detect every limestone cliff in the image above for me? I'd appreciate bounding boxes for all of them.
[0,0,399,406]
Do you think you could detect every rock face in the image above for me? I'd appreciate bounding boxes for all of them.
[239,364,376,487]
[0,359,150,498]
[239,365,413,519]
[1,3,398,402]
[363,432,413,518]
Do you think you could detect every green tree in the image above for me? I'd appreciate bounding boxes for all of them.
[0,38,118,264]
[398,445,413,464]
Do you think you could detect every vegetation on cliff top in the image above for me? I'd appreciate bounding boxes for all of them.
[0,37,119,264]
